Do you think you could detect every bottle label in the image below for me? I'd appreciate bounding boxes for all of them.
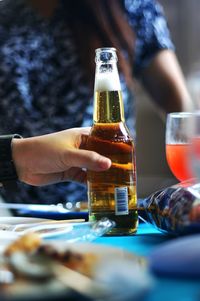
[114,187,129,215]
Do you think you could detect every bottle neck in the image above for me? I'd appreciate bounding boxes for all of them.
[93,62,125,123]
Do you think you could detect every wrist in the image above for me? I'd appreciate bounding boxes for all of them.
[12,136,24,180]
[0,134,23,188]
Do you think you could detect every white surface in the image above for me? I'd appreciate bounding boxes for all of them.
[0,217,45,225]
[0,217,73,240]
[0,230,18,252]
[0,196,12,216]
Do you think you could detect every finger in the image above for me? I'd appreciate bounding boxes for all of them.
[79,133,89,149]
[64,149,111,171]
[62,168,87,184]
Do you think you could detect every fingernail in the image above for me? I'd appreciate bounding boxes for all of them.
[99,158,111,169]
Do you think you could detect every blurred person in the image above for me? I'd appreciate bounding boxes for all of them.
[0,0,193,206]
[187,70,200,109]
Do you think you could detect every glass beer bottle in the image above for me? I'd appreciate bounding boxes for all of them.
[87,47,138,235]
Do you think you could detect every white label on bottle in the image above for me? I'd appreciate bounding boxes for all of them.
[115,187,129,215]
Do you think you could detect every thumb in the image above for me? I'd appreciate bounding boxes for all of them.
[65,149,111,171]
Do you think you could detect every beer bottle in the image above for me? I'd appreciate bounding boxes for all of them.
[87,47,138,235]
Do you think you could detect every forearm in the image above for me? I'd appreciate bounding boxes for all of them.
[140,49,193,113]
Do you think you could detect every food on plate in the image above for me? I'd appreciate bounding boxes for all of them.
[4,233,42,256]
[4,233,99,278]
[0,233,152,301]
[36,244,97,277]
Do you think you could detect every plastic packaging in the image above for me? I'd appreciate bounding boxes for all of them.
[138,180,200,235]
[45,217,116,242]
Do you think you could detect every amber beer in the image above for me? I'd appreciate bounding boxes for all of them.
[87,48,138,235]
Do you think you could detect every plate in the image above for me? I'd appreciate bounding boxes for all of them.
[0,217,46,251]
[0,217,74,241]
[0,231,18,252]
[0,240,151,301]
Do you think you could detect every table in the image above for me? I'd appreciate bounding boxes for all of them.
[94,223,200,301]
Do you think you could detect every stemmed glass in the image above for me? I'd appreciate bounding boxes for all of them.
[165,112,193,182]
[190,111,200,181]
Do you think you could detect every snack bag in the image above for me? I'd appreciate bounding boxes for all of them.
[138,180,200,235]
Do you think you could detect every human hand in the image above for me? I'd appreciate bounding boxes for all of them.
[12,128,111,186]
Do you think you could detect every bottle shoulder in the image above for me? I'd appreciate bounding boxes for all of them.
[89,122,134,142]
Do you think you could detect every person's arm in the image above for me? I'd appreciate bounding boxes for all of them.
[140,49,193,113]
[11,127,111,186]
[124,0,194,113]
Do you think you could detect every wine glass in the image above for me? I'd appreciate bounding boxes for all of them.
[165,112,193,182]
[190,111,200,181]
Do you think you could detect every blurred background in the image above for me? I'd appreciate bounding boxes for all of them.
[136,0,200,197]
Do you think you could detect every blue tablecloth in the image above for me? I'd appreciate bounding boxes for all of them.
[94,223,200,301]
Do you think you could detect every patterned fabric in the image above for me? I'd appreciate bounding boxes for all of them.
[0,0,174,205]
[124,0,174,76]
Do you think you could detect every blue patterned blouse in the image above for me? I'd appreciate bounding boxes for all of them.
[0,0,174,205]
